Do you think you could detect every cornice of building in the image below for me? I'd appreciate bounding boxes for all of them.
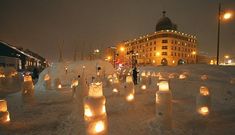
[121,30,197,45]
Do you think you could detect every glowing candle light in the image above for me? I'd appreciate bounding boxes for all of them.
[84,82,108,134]
[0,100,10,124]
[159,81,169,92]
[198,106,209,116]
[126,94,134,101]
[196,86,211,117]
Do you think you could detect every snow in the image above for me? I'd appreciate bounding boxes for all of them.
[1,63,235,135]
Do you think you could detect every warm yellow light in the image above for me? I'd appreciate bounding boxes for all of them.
[107,56,111,60]
[172,60,175,64]
[179,74,186,79]
[102,105,106,114]
[156,52,160,56]
[71,80,79,88]
[126,76,133,83]
[44,74,50,81]
[0,100,8,112]
[156,93,159,103]
[94,121,105,133]
[200,86,209,96]
[223,12,232,20]
[141,72,146,77]
[152,60,156,63]
[224,55,230,59]
[192,51,196,55]
[210,60,214,65]
[0,74,5,78]
[198,106,209,116]
[58,84,62,89]
[84,105,93,117]
[141,85,146,90]
[88,82,103,97]
[126,94,134,101]
[158,81,169,91]
[5,112,10,122]
[113,88,118,93]
[24,75,32,82]
[120,47,125,52]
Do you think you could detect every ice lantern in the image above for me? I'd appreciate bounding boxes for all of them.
[22,75,34,96]
[54,78,62,90]
[155,80,172,130]
[140,72,147,90]
[44,74,51,90]
[0,100,10,124]
[112,77,120,94]
[196,86,211,116]
[84,82,108,135]
[124,76,135,102]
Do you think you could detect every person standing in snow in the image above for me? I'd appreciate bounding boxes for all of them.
[133,67,138,85]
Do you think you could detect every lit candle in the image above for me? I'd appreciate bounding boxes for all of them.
[196,86,211,117]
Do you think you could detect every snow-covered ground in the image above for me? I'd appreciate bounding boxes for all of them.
[1,63,235,135]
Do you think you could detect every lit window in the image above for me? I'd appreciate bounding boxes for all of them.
[162,52,167,56]
[162,46,168,49]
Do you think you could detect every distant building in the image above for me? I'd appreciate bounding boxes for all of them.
[0,41,47,71]
[109,11,198,66]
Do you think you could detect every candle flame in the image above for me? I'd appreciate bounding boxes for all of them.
[94,121,105,133]
[126,94,134,101]
[198,106,209,116]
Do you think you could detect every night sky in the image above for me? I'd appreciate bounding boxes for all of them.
[0,0,234,62]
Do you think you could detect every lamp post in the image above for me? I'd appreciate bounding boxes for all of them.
[216,3,233,65]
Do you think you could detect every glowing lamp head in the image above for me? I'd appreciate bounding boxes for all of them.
[88,82,103,97]
[82,65,86,69]
[93,121,105,133]
[126,94,134,101]
[223,12,232,20]
[198,106,209,116]
[141,85,146,90]
[158,81,169,91]
[126,76,133,83]
[200,86,209,96]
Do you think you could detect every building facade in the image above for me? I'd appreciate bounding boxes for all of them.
[0,41,47,71]
[114,11,198,66]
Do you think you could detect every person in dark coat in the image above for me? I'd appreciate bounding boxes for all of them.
[132,67,138,85]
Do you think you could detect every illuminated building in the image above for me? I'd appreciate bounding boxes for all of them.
[115,11,197,66]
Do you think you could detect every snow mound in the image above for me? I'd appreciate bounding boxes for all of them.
[35,60,115,90]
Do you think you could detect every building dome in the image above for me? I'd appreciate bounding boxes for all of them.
[155,11,177,31]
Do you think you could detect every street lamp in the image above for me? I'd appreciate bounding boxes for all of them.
[216,3,233,65]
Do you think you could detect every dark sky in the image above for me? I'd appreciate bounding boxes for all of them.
[0,0,234,61]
